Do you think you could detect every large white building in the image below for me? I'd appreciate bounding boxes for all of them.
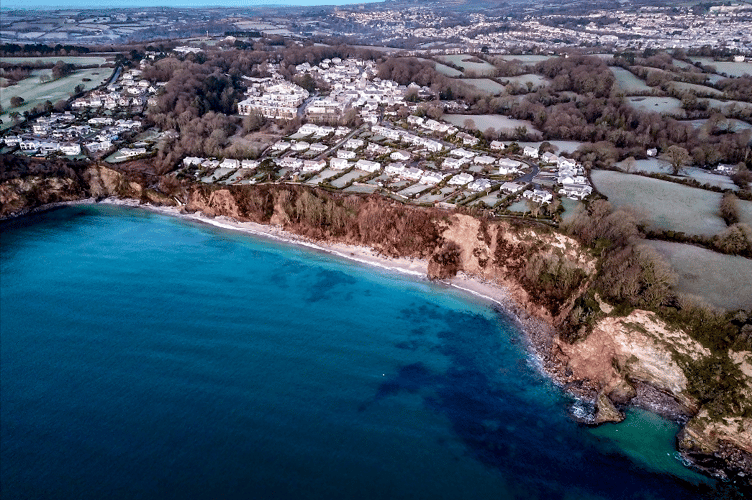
[238,81,309,120]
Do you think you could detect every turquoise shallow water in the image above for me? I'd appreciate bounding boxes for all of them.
[0,204,716,499]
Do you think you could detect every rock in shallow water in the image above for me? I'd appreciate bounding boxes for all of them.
[594,391,625,424]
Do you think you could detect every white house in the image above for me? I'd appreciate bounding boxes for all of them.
[330,158,351,170]
[407,115,424,126]
[85,140,112,153]
[336,149,356,159]
[276,157,303,170]
[523,189,553,204]
[449,172,474,186]
[303,160,327,173]
[297,123,320,136]
[474,155,496,165]
[523,146,539,159]
[450,148,476,158]
[241,160,259,169]
[120,147,147,158]
[501,181,525,194]
[60,143,81,156]
[272,141,290,151]
[442,157,467,170]
[385,162,406,176]
[420,171,445,184]
[421,138,444,152]
[490,140,505,151]
[498,158,522,175]
[343,138,365,150]
[557,157,577,169]
[559,184,592,200]
[220,159,240,169]
[468,178,492,192]
[291,141,310,152]
[647,148,658,157]
[403,167,424,181]
[308,143,328,153]
[390,150,411,162]
[541,152,558,164]
[715,164,736,175]
[355,159,381,173]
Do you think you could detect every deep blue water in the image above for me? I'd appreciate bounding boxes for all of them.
[1,205,717,499]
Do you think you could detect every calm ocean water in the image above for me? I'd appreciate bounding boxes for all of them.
[1,205,716,499]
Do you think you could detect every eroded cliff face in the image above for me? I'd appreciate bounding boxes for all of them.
[0,176,84,218]
[2,171,750,485]
[0,165,173,218]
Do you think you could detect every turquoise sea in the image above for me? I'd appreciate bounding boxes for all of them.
[0,204,719,499]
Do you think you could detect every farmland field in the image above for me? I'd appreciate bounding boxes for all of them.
[682,167,738,191]
[591,170,727,237]
[434,62,463,77]
[739,200,752,227]
[704,98,752,113]
[690,57,752,77]
[610,67,652,93]
[516,140,584,155]
[0,56,110,66]
[494,55,553,64]
[645,240,752,310]
[459,78,506,94]
[626,96,685,117]
[614,158,664,174]
[668,81,723,96]
[443,114,539,133]
[683,118,752,132]
[501,74,548,90]
[1,67,112,129]
[436,55,496,76]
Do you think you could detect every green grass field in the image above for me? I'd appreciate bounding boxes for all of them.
[437,55,496,76]
[1,67,112,130]
[626,96,685,117]
[501,74,549,90]
[610,67,652,94]
[591,170,727,237]
[646,240,752,310]
[0,56,110,66]
[442,113,539,133]
[458,78,506,95]
[668,81,723,97]
[433,62,463,77]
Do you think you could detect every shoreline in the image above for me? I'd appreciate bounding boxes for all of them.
[6,196,747,487]
[0,197,578,392]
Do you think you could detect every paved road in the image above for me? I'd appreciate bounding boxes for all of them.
[102,65,121,88]
[314,126,364,161]
[297,93,317,119]
[513,162,539,183]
